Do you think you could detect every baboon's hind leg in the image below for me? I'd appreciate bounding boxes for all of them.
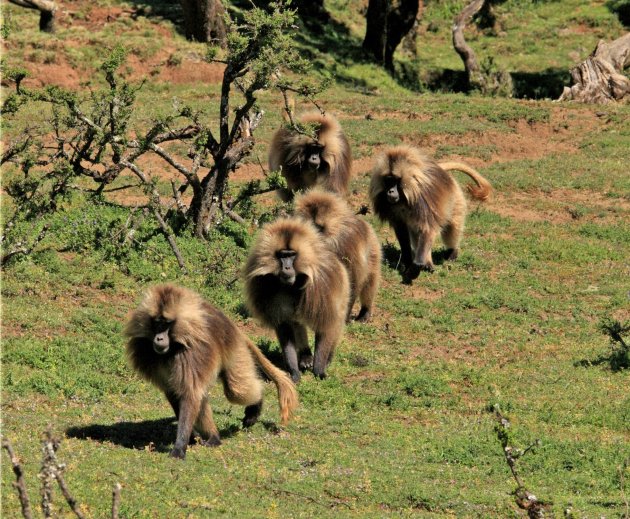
[441,221,463,260]
[356,273,378,322]
[442,191,466,260]
[221,353,265,428]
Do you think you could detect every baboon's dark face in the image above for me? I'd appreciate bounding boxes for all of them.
[276,249,297,286]
[384,176,402,204]
[303,144,323,171]
[151,317,174,355]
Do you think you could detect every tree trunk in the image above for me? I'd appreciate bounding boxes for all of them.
[363,0,420,71]
[7,0,56,33]
[292,0,329,23]
[363,0,389,64]
[452,0,486,90]
[558,33,630,103]
[384,0,420,71]
[178,0,227,45]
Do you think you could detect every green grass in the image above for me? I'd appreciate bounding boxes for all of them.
[2,0,630,517]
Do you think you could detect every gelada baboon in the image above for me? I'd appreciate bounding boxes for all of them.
[269,112,352,199]
[124,284,298,459]
[294,189,381,322]
[369,145,492,283]
[243,218,350,381]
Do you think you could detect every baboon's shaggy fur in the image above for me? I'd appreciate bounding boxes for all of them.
[294,189,381,322]
[269,112,352,199]
[369,145,491,281]
[243,218,350,381]
[125,284,298,459]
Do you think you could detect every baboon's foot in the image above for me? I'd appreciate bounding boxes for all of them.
[243,401,263,428]
[199,434,222,447]
[445,248,459,261]
[355,307,372,323]
[299,352,313,371]
[169,446,187,459]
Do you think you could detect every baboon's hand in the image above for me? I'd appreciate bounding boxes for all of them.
[312,367,327,380]
[169,446,186,459]
[298,353,313,371]
[200,436,222,447]
[403,262,433,283]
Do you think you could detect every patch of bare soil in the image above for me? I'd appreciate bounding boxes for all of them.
[419,118,582,167]
[10,2,225,89]
[349,109,603,174]
[487,189,630,224]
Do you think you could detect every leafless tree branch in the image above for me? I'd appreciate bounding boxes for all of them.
[1,223,50,266]
[2,437,33,519]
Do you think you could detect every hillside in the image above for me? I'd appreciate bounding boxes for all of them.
[2,1,629,517]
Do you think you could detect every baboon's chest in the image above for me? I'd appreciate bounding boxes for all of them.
[266,289,300,324]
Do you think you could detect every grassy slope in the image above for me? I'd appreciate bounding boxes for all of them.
[2,1,630,517]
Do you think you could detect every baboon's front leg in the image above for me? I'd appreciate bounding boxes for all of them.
[276,322,301,382]
[404,229,437,282]
[165,391,180,419]
[313,330,339,379]
[195,396,221,446]
[393,221,413,268]
[171,396,202,459]
[293,323,313,371]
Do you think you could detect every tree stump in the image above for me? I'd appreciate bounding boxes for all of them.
[558,33,630,103]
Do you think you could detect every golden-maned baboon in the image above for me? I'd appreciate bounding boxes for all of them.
[243,218,350,381]
[294,189,381,322]
[124,284,298,459]
[268,112,352,199]
[369,145,492,283]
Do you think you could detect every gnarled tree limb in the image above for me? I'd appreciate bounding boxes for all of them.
[452,0,486,91]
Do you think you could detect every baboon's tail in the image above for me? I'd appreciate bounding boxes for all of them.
[439,161,492,202]
[246,340,298,425]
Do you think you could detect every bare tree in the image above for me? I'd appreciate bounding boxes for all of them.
[7,0,56,32]
[362,0,420,71]
[558,33,630,103]
[1,1,323,266]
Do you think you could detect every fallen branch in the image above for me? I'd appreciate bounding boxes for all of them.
[7,0,56,32]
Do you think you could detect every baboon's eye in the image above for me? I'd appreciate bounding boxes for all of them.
[153,318,173,333]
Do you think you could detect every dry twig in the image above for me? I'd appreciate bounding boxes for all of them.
[2,437,33,519]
